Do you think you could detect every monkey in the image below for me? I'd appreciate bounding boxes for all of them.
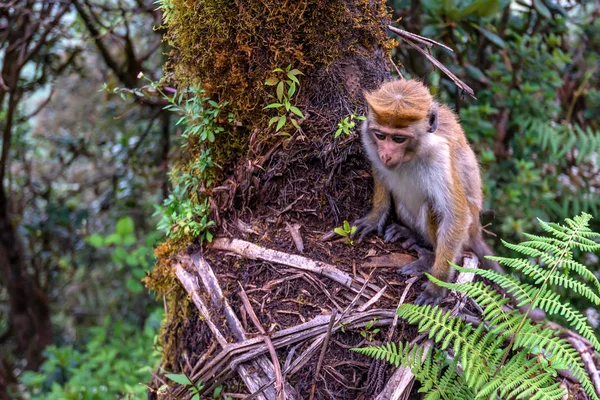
[352,79,503,306]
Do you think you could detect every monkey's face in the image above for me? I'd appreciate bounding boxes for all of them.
[368,123,417,169]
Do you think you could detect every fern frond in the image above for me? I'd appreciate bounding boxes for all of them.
[489,256,600,304]
[426,274,513,330]
[520,285,600,350]
[512,329,599,400]
[454,266,534,307]
[397,304,494,388]
[479,355,566,400]
[503,243,600,293]
[351,341,415,368]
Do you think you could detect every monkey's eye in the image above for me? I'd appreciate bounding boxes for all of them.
[374,132,386,141]
[392,136,407,144]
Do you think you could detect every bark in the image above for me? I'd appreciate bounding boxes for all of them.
[0,185,52,370]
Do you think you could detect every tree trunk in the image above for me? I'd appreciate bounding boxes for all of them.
[0,185,52,370]
[148,1,396,398]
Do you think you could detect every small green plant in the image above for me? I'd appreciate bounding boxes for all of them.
[360,318,381,341]
[103,75,226,243]
[164,373,204,400]
[354,213,600,400]
[334,221,357,244]
[162,375,230,400]
[86,216,157,294]
[264,65,305,133]
[335,114,366,138]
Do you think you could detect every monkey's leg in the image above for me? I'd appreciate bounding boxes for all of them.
[352,175,391,241]
[384,223,423,249]
[414,207,468,306]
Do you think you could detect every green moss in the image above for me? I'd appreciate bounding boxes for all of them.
[163,0,391,126]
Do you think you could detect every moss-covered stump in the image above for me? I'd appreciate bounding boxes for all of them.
[145,1,402,395]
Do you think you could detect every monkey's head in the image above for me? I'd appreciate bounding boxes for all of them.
[363,79,438,170]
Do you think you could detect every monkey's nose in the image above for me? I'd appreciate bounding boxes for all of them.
[381,154,392,164]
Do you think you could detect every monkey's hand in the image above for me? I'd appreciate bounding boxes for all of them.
[384,223,421,249]
[415,283,447,306]
[352,212,388,242]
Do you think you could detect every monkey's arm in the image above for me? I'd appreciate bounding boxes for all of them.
[352,173,391,241]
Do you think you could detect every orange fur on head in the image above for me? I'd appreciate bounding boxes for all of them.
[365,80,433,128]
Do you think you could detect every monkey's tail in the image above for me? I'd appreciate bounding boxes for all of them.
[470,238,505,274]
[471,237,547,321]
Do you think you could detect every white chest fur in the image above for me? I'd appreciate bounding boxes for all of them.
[378,136,452,243]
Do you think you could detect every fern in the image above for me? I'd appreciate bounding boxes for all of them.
[353,213,600,400]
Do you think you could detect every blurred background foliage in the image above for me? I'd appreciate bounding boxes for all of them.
[0,0,598,398]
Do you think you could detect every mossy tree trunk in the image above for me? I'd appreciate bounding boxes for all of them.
[148,1,397,398]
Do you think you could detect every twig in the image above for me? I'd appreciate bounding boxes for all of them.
[238,284,285,400]
[210,237,382,299]
[567,337,600,397]
[388,26,476,99]
[309,310,338,400]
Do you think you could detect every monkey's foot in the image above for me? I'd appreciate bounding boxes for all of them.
[384,223,421,249]
[397,249,435,276]
[415,284,447,306]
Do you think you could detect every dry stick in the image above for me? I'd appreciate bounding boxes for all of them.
[238,283,285,400]
[210,237,383,299]
[387,26,455,52]
[309,310,338,400]
[376,257,479,400]
[189,253,299,400]
[387,27,476,99]
[174,263,261,400]
[568,337,600,397]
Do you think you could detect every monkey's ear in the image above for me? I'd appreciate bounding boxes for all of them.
[427,103,439,133]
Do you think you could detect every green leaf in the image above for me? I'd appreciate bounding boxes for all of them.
[264,103,283,109]
[474,25,505,48]
[268,116,280,127]
[343,220,350,231]
[288,69,303,76]
[466,64,488,83]
[127,278,143,293]
[276,81,284,102]
[205,231,213,242]
[165,373,193,386]
[213,385,223,398]
[123,234,137,247]
[288,82,296,97]
[113,247,128,261]
[125,255,139,267]
[476,0,501,17]
[533,0,551,19]
[291,119,301,129]
[105,232,122,245]
[334,227,347,237]
[191,394,200,400]
[287,73,300,85]
[265,77,278,86]
[290,106,304,118]
[276,116,287,131]
[132,268,146,279]
[87,234,104,248]
[116,217,135,236]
